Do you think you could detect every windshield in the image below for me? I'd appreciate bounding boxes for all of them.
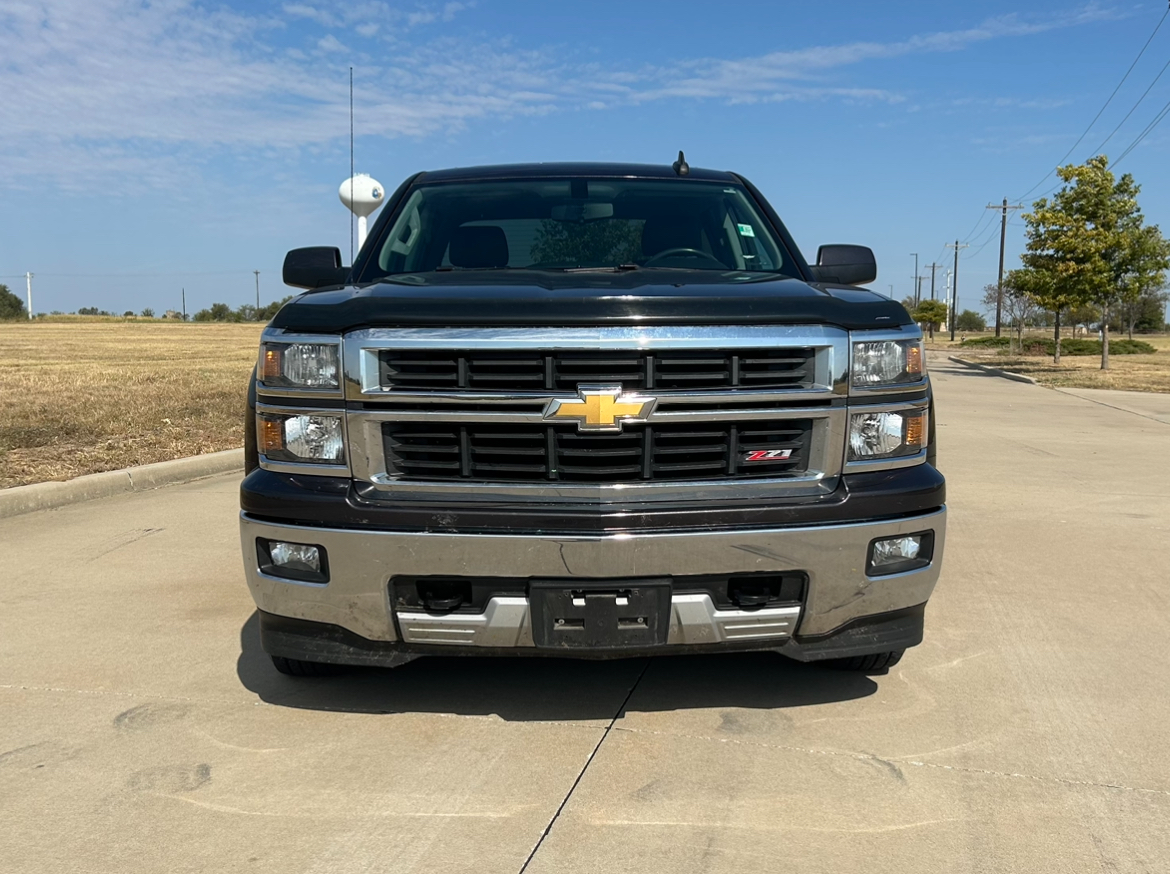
[364,178,792,278]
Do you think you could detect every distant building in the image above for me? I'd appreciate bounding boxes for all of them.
[163,310,183,320]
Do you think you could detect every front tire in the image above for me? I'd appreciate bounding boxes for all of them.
[270,655,341,677]
[823,650,904,673]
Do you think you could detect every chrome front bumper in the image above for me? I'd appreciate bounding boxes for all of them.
[239,508,946,649]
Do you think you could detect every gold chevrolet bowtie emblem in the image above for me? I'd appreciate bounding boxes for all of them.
[544,385,657,432]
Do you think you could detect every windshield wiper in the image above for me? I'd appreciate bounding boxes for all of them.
[561,264,641,273]
[433,266,517,272]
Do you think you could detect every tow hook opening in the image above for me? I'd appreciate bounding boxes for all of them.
[727,573,803,610]
[418,579,471,613]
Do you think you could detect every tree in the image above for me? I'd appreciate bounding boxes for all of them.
[77,306,100,316]
[981,278,1039,355]
[1133,285,1168,333]
[0,283,27,320]
[911,300,948,340]
[1117,227,1170,342]
[1067,302,1099,337]
[141,307,155,318]
[256,296,293,321]
[1016,156,1170,369]
[193,302,236,322]
[955,309,986,332]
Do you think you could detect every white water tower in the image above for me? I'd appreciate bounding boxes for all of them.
[339,174,385,248]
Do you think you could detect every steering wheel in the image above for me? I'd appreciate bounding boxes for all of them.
[643,247,726,268]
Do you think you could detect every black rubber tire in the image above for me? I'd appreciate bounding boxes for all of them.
[270,655,341,677]
[822,650,904,673]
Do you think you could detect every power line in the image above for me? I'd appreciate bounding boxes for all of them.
[1086,54,1170,159]
[964,229,1000,260]
[1110,91,1170,167]
[1015,4,1169,201]
[960,208,996,246]
[966,213,1002,249]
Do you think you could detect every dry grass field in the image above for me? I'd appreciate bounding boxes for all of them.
[2,320,1166,489]
[0,320,262,488]
[927,332,1170,392]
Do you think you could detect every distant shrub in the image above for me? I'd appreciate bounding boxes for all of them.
[960,336,1156,355]
[959,336,1011,348]
[1017,338,1156,356]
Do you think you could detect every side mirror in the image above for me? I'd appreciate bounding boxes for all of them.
[282,247,349,290]
[810,244,877,286]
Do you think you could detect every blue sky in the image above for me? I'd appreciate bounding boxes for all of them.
[2,0,1169,317]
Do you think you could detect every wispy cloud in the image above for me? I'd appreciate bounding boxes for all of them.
[0,2,1118,192]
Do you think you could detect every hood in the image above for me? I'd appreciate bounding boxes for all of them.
[269,270,911,333]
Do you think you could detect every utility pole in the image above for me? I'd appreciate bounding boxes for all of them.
[888,284,895,298]
[910,253,918,305]
[945,240,969,341]
[986,199,1024,337]
[915,275,924,306]
[25,272,33,320]
[926,263,940,300]
[182,288,186,321]
[254,270,261,310]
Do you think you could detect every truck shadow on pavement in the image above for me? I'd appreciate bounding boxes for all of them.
[236,612,878,721]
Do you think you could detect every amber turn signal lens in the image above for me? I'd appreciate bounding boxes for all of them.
[905,412,927,449]
[259,417,284,454]
[905,344,923,375]
[262,347,282,382]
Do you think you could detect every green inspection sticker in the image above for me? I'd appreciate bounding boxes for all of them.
[736,223,755,237]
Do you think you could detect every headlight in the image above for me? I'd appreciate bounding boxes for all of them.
[258,412,345,464]
[848,409,928,461]
[260,342,340,389]
[851,339,924,388]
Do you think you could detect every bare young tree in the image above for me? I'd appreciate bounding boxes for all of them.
[982,282,1040,355]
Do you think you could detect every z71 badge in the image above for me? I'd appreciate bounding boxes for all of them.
[743,449,793,462]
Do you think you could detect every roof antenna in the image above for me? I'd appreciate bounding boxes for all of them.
[672,150,690,176]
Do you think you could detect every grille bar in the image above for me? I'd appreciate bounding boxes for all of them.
[383,420,812,484]
[380,348,817,393]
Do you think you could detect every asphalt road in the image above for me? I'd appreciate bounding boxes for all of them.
[3,359,1169,873]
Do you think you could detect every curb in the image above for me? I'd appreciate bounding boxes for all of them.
[948,356,1040,385]
[0,449,245,520]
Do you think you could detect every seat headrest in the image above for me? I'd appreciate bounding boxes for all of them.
[450,226,509,269]
[641,216,703,257]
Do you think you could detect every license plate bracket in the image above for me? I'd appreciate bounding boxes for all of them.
[529,579,672,650]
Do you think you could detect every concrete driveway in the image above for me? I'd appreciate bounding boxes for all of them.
[2,360,1168,873]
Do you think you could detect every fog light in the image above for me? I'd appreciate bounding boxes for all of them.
[873,536,921,567]
[867,532,933,576]
[259,539,329,583]
[270,541,321,574]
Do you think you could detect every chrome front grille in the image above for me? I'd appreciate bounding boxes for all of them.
[378,348,818,392]
[383,420,813,483]
[343,326,850,502]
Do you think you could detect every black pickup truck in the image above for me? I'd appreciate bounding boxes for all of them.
[239,159,946,677]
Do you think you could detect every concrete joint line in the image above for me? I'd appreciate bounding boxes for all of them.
[517,660,652,874]
[0,449,245,519]
[1052,388,1170,426]
[609,724,1170,798]
[948,356,1039,385]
